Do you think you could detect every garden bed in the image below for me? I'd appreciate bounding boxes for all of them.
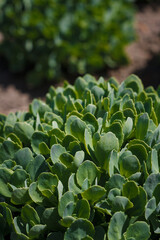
[0,3,160,114]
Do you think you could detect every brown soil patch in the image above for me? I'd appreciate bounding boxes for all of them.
[0,3,160,115]
[108,4,160,87]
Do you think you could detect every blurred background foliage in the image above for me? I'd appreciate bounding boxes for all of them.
[0,0,136,86]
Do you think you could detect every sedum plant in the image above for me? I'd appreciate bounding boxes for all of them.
[0,74,160,239]
[0,0,135,85]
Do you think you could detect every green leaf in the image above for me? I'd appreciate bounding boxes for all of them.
[29,224,47,239]
[112,196,133,212]
[71,118,86,143]
[31,131,49,154]
[8,133,22,148]
[153,183,160,204]
[119,155,140,178]
[95,132,119,171]
[108,211,127,240]
[64,219,95,240]
[82,185,106,204]
[124,75,143,94]
[65,116,78,136]
[122,181,139,200]
[59,216,75,228]
[76,160,99,187]
[108,150,119,177]
[125,221,150,240]
[68,173,82,194]
[50,144,66,164]
[128,143,148,164]
[10,169,29,188]
[58,191,77,217]
[14,122,34,145]
[42,207,61,231]
[123,117,133,139]
[30,99,52,117]
[0,140,20,162]
[15,147,33,169]
[21,204,40,226]
[82,113,98,133]
[145,197,156,220]
[127,186,147,217]
[136,113,149,140]
[29,182,44,204]
[11,232,29,240]
[37,172,58,197]
[51,162,71,190]
[26,154,48,181]
[75,77,88,97]
[74,199,90,219]
[0,167,13,197]
[107,174,126,192]
[105,122,124,148]
[95,200,111,215]
[144,173,160,198]
[11,188,30,205]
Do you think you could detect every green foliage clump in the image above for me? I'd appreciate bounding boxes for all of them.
[0,0,135,85]
[1,74,160,239]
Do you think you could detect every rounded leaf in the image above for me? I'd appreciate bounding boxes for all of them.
[125,221,150,240]
[64,219,94,240]
[95,132,119,170]
[76,160,99,187]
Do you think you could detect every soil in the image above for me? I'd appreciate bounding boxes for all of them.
[0,3,160,115]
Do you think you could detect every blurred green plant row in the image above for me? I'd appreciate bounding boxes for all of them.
[0,0,136,86]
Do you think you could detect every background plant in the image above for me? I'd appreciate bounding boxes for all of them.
[0,0,135,86]
[0,74,160,239]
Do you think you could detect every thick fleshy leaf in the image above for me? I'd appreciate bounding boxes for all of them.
[144,173,160,198]
[68,174,82,195]
[64,219,95,240]
[82,185,106,204]
[95,132,119,170]
[122,181,139,200]
[125,221,150,240]
[26,154,48,181]
[11,188,30,205]
[10,169,29,188]
[42,207,61,231]
[29,224,47,239]
[119,155,140,178]
[145,197,156,220]
[107,174,126,192]
[14,122,34,145]
[76,160,99,187]
[21,204,40,226]
[0,140,20,162]
[58,191,77,217]
[127,186,147,217]
[0,167,13,198]
[136,113,149,140]
[74,199,90,219]
[15,147,34,169]
[50,144,66,164]
[37,172,58,197]
[124,74,143,94]
[71,118,86,143]
[112,196,133,212]
[31,131,49,154]
[29,182,44,204]
[108,212,127,240]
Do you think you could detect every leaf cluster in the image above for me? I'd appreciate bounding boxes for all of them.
[0,0,135,85]
[0,74,160,239]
